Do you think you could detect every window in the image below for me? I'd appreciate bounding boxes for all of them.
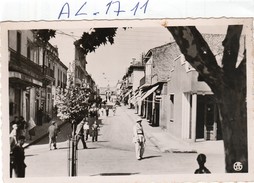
[27,40,31,60]
[17,32,21,54]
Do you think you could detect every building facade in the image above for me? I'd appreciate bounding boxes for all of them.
[165,34,245,142]
[9,30,67,125]
[9,30,43,123]
[69,41,99,105]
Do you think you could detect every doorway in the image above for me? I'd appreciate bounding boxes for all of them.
[196,95,222,141]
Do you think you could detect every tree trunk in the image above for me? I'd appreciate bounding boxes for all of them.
[217,87,248,172]
[167,25,248,173]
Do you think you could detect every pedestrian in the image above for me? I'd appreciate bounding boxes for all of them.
[11,117,21,139]
[194,153,211,174]
[48,120,59,150]
[10,116,19,131]
[132,119,146,160]
[91,121,99,142]
[83,118,90,141]
[10,124,18,178]
[75,120,87,149]
[11,135,27,178]
[27,117,36,140]
[105,106,109,116]
[100,107,104,116]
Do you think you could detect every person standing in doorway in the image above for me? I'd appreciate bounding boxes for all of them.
[12,135,26,178]
[133,119,146,160]
[75,120,87,149]
[48,120,59,150]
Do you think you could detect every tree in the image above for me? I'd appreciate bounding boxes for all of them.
[166,25,247,173]
[55,76,91,125]
[76,28,117,54]
[33,29,56,44]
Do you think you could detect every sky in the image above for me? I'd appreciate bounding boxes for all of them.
[49,27,173,87]
[49,25,228,88]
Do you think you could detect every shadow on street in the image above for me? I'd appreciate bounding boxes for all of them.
[142,155,162,160]
[90,172,140,176]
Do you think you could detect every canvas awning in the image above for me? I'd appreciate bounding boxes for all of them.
[139,85,159,102]
[130,90,141,104]
[124,90,132,98]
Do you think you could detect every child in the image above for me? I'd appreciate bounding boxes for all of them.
[194,153,211,174]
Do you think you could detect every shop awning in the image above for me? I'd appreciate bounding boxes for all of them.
[124,90,132,98]
[130,90,142,104]
[139,85,159,102]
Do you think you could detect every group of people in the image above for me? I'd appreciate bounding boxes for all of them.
[10,116,36,141]
[99,105,117,117]
[9,116,36,178]
[48,116,100,151]
[75,117,100,150]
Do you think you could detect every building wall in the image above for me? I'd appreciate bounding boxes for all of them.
[132,70,144,91]
[145,57,152,84]
[9,30,34,57]
[167,55,212,138]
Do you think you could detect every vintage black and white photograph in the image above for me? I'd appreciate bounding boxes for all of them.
[1,19,253,182]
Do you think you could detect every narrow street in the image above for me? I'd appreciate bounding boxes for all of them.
[24,106,218,177]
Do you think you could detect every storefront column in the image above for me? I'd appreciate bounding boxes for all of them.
[22,90,26,119]
[191,94,197,142]
[30,88,36,121]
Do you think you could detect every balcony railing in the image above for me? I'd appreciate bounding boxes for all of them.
[43,65,54,78]
[9,48,43,80]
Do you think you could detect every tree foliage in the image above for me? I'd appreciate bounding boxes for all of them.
[55,76,91,123]
[33,29,56,44]
[77,28,118,54]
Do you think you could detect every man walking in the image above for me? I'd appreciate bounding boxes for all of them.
[48,120,59,150]
[133,119,146,160]
[11,135,26,178]
[75,120,87,149]
[91,121,99,142]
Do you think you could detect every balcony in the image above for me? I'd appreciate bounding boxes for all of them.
[42,65,55,86]
[43,66,54,78]
[9,48,43,81]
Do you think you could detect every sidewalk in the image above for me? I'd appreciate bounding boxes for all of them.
[23,116,67,148]
[123,106,224,155]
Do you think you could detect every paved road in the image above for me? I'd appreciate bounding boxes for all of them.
[24,106,223,177]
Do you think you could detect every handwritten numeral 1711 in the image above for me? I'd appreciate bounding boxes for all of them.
[131,0,149,16]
